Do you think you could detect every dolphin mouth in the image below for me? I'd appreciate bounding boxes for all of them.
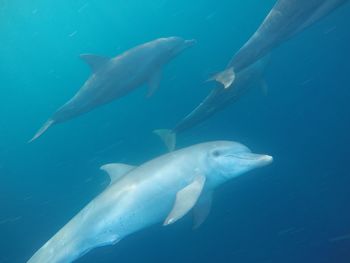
[225,153,273,164]
[184,39,197,47]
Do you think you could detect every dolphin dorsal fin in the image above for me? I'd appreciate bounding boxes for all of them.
[164,175,206,226]
[80,54,110,72]
[153,129,176,152]
[100,163,135,184]
[208,67,235,89]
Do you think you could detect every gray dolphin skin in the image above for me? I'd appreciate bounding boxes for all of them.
[29,37,195,142]
[27,141,273,263]
[213,0,348,89]
[154,58,269,151]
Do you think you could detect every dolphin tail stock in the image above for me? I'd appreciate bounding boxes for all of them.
[153,129,176,152]
[28,119,55,143]
[208,67,236,89]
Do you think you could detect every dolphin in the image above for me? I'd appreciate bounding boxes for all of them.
[29,37,196,142]
[154,58,269,151]
[212,0,348,89]
[27,141,273,263]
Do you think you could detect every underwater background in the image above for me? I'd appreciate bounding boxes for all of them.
[0,0,350,262]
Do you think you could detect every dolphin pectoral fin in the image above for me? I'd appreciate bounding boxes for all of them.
[164,175,206,226]
[80,54,110,72]
[209,67,235,89]
[147,68,162,97]
[192,191,213,229]
[153,129,176,152]
[100,163,136,184]
[259,79,269,96]
[28,119,55,143]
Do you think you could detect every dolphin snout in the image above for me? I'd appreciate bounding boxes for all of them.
[260,154,273,163]
[256,154,273,167]
[233,152,273,167]
[184,39,197,47]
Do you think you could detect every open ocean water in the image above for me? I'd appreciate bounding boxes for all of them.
[1,0,350,262]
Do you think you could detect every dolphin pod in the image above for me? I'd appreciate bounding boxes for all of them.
[155,0,348,150]
[213,0,348,89]
[29,37,195,142]
[26,1,349,263]
[154,57,270,151]
[27,141,273,263]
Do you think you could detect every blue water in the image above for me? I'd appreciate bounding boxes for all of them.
[1,0,350,262]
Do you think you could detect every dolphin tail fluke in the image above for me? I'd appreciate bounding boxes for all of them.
[29,119,55,143]
[153,129,176,152]
[208,67,235,89]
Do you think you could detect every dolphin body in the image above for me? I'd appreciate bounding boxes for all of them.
[29,37,195,142]
[213,0,348,89]
[154,58,269,151]
[27,141,273,263]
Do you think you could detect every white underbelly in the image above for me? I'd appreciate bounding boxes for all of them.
[112,188,175,238]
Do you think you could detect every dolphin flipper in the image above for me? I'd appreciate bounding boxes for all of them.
[164,175,206,226]
[153,129,176,152]
[209,67,235,89]
[29,119,54,143]
[192,191,213,229]
[147,68,162,97]
[259,79,269,96]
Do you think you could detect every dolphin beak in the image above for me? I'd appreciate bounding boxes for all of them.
[230,152,273,167]
[258,154,273,166]
[184,39,197,48]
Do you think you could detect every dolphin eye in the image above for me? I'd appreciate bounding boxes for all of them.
[212,150,221,157]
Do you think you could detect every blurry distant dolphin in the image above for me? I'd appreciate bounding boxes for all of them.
[154,58,269,151]
[29,37,196,142]
[212,0,348,89]
[27,141,273,263]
